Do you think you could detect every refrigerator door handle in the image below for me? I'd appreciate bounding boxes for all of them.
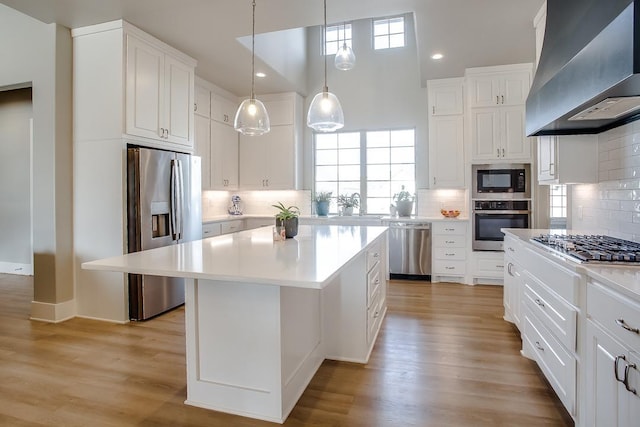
[176,159,184,241]
[170,159,180,241]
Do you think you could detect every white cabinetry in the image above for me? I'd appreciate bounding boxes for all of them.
[503,235,525,328]
[202,222,221,238]
[473,251,505,284]
[125,33,194,148]
[537,135,598,184]
[431,221,467,283]
[586,280,640,427]
[519,248,580,417]
[193,79,239,191]
[427,78,465,188]
[239,93,303,190]
[466,64,533,162]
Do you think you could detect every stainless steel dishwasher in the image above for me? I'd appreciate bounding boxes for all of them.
[388,222,431,280]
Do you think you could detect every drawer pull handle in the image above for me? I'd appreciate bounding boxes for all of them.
[445,253,455,256]
[624,363,638,395]
[445,228,454,231]
[535,341,544,352]
[534,298,545,308]
[445,240,455,244]
[374,310,380,318]
[375,279,380,284]
[507,262,513,276]
[616,318,640,334]
[508,246,515,252]
[615,355,627,383]
[445,266,455,270]
[373,253,379,258]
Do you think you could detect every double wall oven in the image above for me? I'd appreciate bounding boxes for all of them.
[472,164,531,251]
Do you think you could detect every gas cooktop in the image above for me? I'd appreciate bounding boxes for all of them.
[530,234,640,265]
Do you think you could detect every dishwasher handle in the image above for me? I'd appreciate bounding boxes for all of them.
[389,222,431,230]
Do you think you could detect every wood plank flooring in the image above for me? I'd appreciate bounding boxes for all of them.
[0,274,573,426]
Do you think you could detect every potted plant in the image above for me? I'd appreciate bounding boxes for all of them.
[272,202,300,238]
[393,186,415,217]
[337,194,359,216]
[313,191,332,217]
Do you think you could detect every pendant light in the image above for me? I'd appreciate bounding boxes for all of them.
[307,0,344,133]
[334,22,356,71]
[234,0,270,136]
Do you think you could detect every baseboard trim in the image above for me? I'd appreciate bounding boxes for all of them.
[0,262,33,275]
[30,299,76,323]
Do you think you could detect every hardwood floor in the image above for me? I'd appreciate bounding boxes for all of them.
[0,274,573,426]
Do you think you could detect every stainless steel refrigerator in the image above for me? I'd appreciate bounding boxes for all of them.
[126,146,202,320]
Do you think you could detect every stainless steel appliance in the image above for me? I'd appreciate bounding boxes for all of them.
[388,222,431,279]
[472,163,531,199]
[127,146,202,320]
[473,200,530,251]
[530,234,640,265]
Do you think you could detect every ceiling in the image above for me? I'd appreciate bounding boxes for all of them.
[0,0,545,97]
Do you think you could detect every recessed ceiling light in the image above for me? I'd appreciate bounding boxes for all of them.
[431,53,444,60]
[255,72,266,78]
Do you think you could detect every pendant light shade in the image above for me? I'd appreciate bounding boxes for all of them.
[234,0,270,136]
[334,23,355,71]
[307,0,344,132]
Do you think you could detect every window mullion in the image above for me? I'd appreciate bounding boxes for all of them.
[360,131,367,214]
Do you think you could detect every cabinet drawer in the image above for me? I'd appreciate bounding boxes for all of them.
[202,222,221,238]
[588,281,640,354]
[504,235,526,265]
[220,220,244,234]
[366,243,382,272]
[523,272,577,351]
[367,266,381,308]
[433,234,466,248]
[433,247,465,260]
[367,288,383,343]
[474,252,505,278]
[433,221,467,235]
[433,260,466,275]
[523,310,576,415]
[520,248,580,305]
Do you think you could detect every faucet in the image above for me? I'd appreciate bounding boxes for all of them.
[351,193,365,215]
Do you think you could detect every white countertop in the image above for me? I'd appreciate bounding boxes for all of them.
[203,214,468,224]
[502,228,640,301]
[83,225,388,289]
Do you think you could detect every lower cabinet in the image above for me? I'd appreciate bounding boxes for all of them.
[202,222,221,238]
[503,235,524,327]
[586,280,640,427]
[431,221,467,283]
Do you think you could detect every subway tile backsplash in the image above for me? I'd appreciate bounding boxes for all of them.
[571,121,640,241]
[202,190,312,219]
[416,189,468,217]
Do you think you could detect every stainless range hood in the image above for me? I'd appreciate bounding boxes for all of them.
[526,0,640,136]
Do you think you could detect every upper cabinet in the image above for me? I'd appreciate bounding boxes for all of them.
[194,79,240,191]
[73,20,196,151]
[125,33,194,148]
[466,64,533,162]
[428,78,464,116]
[427,78,465,188]
[239,92,303,190]
[537,135,598,184]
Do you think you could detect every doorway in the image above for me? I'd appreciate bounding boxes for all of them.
[0,87,33,275]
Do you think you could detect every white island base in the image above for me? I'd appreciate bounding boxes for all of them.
[83,225,388,423]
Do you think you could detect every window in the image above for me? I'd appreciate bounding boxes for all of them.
[314,129,415,215]
[550,184,567,229]
[325,24,353,56]
[373,16,405,50]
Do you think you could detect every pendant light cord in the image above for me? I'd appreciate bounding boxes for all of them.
[251,0,256,100]
[323,0,328,92]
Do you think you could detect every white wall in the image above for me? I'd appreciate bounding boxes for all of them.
[0,88,32,273]
[0,4,74,313]
[570,121,640,241]
[302,13,429,189]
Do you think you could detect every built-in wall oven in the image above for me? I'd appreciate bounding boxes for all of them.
[472,200,530,251]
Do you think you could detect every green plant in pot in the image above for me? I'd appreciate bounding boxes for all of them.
[272,202,300,238]
[337,193,359,216]
[393,186,415,217]
[313,191,332,217]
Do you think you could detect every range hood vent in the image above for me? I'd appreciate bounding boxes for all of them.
[526,0,640,136]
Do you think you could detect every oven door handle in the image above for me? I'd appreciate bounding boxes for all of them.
[473,210,531,215]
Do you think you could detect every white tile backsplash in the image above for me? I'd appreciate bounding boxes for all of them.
[202,190,312,218]
[416,188,468,217]
[571,121,640,241]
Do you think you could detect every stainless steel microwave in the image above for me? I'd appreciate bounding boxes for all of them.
[472,163,531,199]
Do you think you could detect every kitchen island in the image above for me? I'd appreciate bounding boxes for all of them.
[83,224,388,423]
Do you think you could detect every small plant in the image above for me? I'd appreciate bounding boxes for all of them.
[313,191,332,202]
[393,185,414,202]
[337,194,360,208]
[272,202,300,220]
